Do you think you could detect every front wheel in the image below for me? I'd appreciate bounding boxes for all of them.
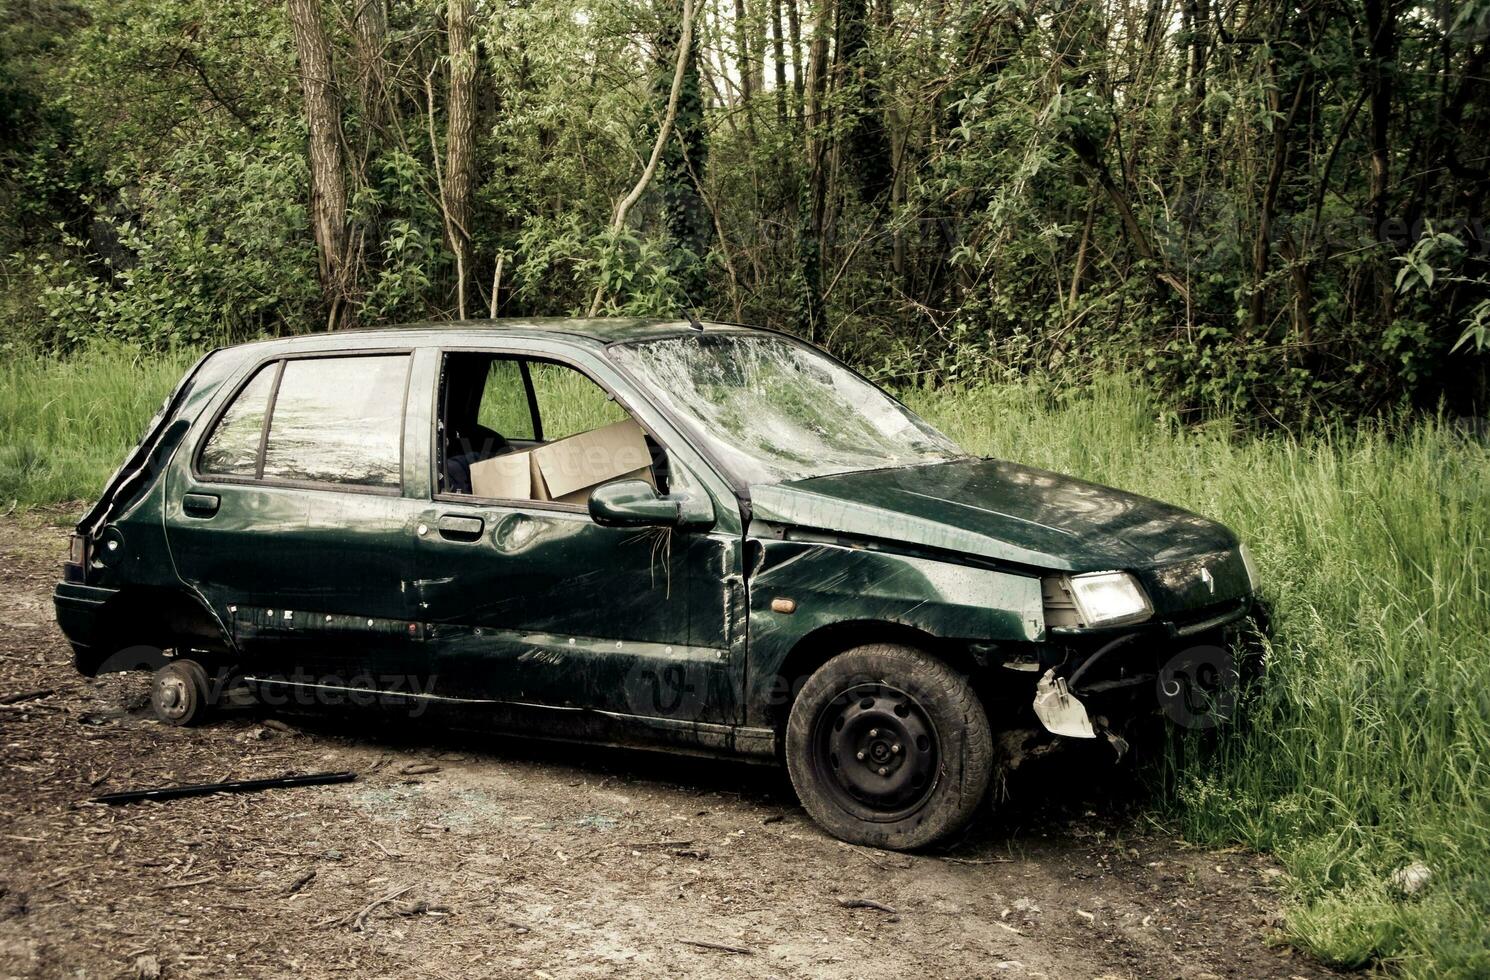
[785,644,993,850]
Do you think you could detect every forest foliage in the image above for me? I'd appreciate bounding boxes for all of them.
[2,0,1489,423]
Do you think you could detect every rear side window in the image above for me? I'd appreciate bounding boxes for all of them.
[200,365,275,477]
[200,354,410,490]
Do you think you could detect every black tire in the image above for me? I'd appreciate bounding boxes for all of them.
[785,644,993,850]
[151,659,212,726]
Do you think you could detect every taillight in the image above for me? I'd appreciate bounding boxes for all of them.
[68,535,86,565]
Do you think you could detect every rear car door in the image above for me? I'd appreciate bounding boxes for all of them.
[164,350,429,695]
[412,347,746,728]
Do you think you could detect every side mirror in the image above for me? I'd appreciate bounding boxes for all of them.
[588,480,714,530]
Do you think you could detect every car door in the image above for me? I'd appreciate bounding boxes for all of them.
[412,348,745,728]
[164,350,429,695]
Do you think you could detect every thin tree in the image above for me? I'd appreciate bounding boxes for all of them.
[587,0,698,316]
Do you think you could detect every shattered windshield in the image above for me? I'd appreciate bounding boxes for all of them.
[610,333,965,486]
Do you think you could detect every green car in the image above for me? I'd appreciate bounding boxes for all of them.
[55,319,1261,849]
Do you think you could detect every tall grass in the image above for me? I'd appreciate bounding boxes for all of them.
[0,345,200,506]
[909,380,1490,978]
[2,351,1486,974]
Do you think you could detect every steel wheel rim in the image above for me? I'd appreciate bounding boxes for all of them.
[810,682,939,822]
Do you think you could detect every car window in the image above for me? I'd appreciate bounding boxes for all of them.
[529,361,627,439]
[261,355,409,488]
[475,359,536,440]
[200,365,276,477]
[437,354,663,500]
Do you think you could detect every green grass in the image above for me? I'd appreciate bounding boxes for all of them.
[3,351,1487,975]
[0,345,200,507]
[908,380,1490,978]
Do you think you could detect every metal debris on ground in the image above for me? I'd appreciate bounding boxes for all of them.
[87,770,357,805]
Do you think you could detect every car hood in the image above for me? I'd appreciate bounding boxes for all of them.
[748,457,1238,573]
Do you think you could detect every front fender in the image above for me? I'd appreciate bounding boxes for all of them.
[744,539,1044,726]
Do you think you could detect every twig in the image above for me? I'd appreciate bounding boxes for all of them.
[348,884,414,931]
[679,939,753,955]
[157,875,220,890]
[836,897,899,914]
[0,689,53,705]
[835,840,911,870]
[938,855,1014,866]
[489,252,504,319]
[395,899,449,917]
[284,869,316,895]
[370,840,404,860]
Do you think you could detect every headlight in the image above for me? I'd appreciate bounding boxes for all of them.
[1239,544,1260,592]
[1068,571,1152,627]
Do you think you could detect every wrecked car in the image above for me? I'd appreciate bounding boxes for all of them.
[54,319,1262,849]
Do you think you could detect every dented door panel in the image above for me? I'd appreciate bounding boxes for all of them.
[413,506,743,725]
[165,476,424,680]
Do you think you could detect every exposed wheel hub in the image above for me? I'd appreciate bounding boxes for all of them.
[816,683,938,819]
[154,673,190,720]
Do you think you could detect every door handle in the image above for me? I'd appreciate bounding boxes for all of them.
[437,514,485,541]
[182,493,220,517]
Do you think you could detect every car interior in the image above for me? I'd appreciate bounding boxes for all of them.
[436,352,669,501]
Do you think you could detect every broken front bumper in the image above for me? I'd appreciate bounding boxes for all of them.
[1028,596,1264,739]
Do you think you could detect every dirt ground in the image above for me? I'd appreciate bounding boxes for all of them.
[0,510,1333,980]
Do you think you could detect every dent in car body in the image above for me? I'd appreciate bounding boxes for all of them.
[752,458,1239,573]
[742,535,1045,728]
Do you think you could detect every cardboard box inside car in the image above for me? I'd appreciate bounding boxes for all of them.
[468,417,655,504]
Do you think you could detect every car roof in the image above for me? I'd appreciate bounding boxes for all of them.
[224,317,763,354]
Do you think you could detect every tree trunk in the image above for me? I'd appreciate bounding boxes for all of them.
[1247,65,1310,335]
[732,0,756,109]
[798,0,831,339]
[787,0,805,119]
[446,0,478,319]
[351,0,388,130]
[1363,0,1395,243]
[656,0,712,303]
[770,0,789,123]
[287,0,351,328]
[834,0,890,202]
[1363,0,1398,325]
